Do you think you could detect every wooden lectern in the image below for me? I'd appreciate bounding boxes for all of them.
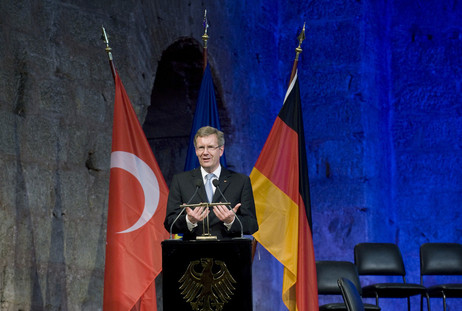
[162,239,253,311]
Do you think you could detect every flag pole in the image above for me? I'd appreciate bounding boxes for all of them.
[101,26,117,81]
[202,9,209,72]
[289,23,306,84]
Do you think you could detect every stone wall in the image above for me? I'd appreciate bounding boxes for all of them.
[391,0,462,301]
[1,0,461,310]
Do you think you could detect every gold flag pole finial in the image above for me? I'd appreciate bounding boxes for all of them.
[101,26,116,80]
[295,23,306,61]
[201,9,209,72]
[289,23,306,85]
[101,26,113,61]
[202,9,209,48]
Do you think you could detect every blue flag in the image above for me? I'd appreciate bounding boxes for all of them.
[184,63,227,171]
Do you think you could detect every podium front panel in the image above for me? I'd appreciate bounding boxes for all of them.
[162,239,253,311]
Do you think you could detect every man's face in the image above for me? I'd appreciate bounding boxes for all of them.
[195,134,224,173]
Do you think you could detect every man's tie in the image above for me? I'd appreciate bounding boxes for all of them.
[205,173,215,203]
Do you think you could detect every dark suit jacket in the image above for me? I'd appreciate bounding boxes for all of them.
[164,167,258,240]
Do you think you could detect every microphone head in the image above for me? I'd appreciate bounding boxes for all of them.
[194,179,203,188]
[212,179,220,187]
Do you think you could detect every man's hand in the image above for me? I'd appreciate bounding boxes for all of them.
[213,203,241,224]
[186,205,209,224]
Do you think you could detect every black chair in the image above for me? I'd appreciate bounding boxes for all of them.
[420,243,462,311]
[354,243,430,311]
[316,261,380,311]
[338,277,365,311]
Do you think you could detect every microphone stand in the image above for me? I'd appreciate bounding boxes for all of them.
[169,208,186,240]
[169,180,202,239]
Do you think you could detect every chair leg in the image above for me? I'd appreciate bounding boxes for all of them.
[442,292,447,311]
[407,296,411,311]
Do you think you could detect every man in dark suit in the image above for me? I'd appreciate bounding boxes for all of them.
[164,126,258,240]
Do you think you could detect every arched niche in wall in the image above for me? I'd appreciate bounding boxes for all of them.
[143,38,229,186]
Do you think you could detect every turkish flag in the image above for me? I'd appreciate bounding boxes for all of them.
[103,71,169,310]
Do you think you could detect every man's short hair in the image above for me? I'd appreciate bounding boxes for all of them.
[194,126,225,147]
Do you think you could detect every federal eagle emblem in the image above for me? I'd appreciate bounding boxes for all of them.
[178,258,237,311]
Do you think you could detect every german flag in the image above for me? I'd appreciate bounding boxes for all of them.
[251,69,318,310]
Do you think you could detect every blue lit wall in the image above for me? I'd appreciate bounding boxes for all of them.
[145,1,462,309]
[197,1,462,310]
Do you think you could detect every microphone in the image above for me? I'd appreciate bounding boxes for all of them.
[169,179,202,239]
[212,179,244,238]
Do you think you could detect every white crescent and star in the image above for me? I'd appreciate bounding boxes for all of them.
[110,151,160,234]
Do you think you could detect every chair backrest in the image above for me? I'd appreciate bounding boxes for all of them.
[317,261,362,295]
[354,243,406,276]
[420,243,462,279]
[338,277,365,311]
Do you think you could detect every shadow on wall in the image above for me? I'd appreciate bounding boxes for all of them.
[142,38,229,186]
